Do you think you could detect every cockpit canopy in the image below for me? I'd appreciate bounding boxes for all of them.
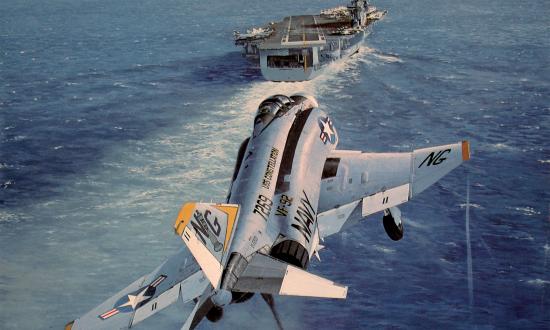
[253,94,319,137]
[253,95,292,136]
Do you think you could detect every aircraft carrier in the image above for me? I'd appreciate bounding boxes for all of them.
[234,0,386,81]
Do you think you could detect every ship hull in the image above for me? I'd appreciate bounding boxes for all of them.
[260,29,367,82]
[260,66,324,82]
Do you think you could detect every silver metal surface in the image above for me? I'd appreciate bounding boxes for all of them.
[68,95,469,330]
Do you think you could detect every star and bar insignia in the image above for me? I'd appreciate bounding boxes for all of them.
[98,275,167,320]
[318,116,336,145]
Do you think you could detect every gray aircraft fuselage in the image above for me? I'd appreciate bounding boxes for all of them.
[66,93,470,329]
[224,95,334,286]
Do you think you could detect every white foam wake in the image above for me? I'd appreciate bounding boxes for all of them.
[224,46,373,116]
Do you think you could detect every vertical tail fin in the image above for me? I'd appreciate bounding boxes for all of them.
[174,203,240,288]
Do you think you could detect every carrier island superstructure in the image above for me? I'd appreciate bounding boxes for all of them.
[234,0,386,81]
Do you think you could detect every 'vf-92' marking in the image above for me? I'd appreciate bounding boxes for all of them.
[275,194,293,217]
[419,149,451,168]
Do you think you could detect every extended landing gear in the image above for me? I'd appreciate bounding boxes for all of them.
[383,206,404,241]
[206,306,223,323]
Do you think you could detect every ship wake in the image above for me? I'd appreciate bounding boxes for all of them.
[362,46,403,64]
[226,47,372,116]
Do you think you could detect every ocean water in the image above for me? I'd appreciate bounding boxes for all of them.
[1,0,549,329]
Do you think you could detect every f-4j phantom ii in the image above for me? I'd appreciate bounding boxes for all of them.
[66,95,470,330]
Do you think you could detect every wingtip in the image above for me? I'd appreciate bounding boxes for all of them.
[65,320,75,330]
[341,285,349,299]
[174,202,196,236]
[462,140,470,161]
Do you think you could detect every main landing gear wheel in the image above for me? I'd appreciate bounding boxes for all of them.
[383,209,404,241]
[206,306,223,323]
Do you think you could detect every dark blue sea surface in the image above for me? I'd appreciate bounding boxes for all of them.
[1,0,549,329]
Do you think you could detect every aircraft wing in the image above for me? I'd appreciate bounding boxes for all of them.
[317,141,470,238]
[67,202,240,330]
[66,247,209,330]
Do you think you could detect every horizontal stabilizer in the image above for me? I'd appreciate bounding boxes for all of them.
[233,253,347,299]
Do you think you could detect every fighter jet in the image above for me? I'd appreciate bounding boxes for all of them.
[66,95,470,330]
